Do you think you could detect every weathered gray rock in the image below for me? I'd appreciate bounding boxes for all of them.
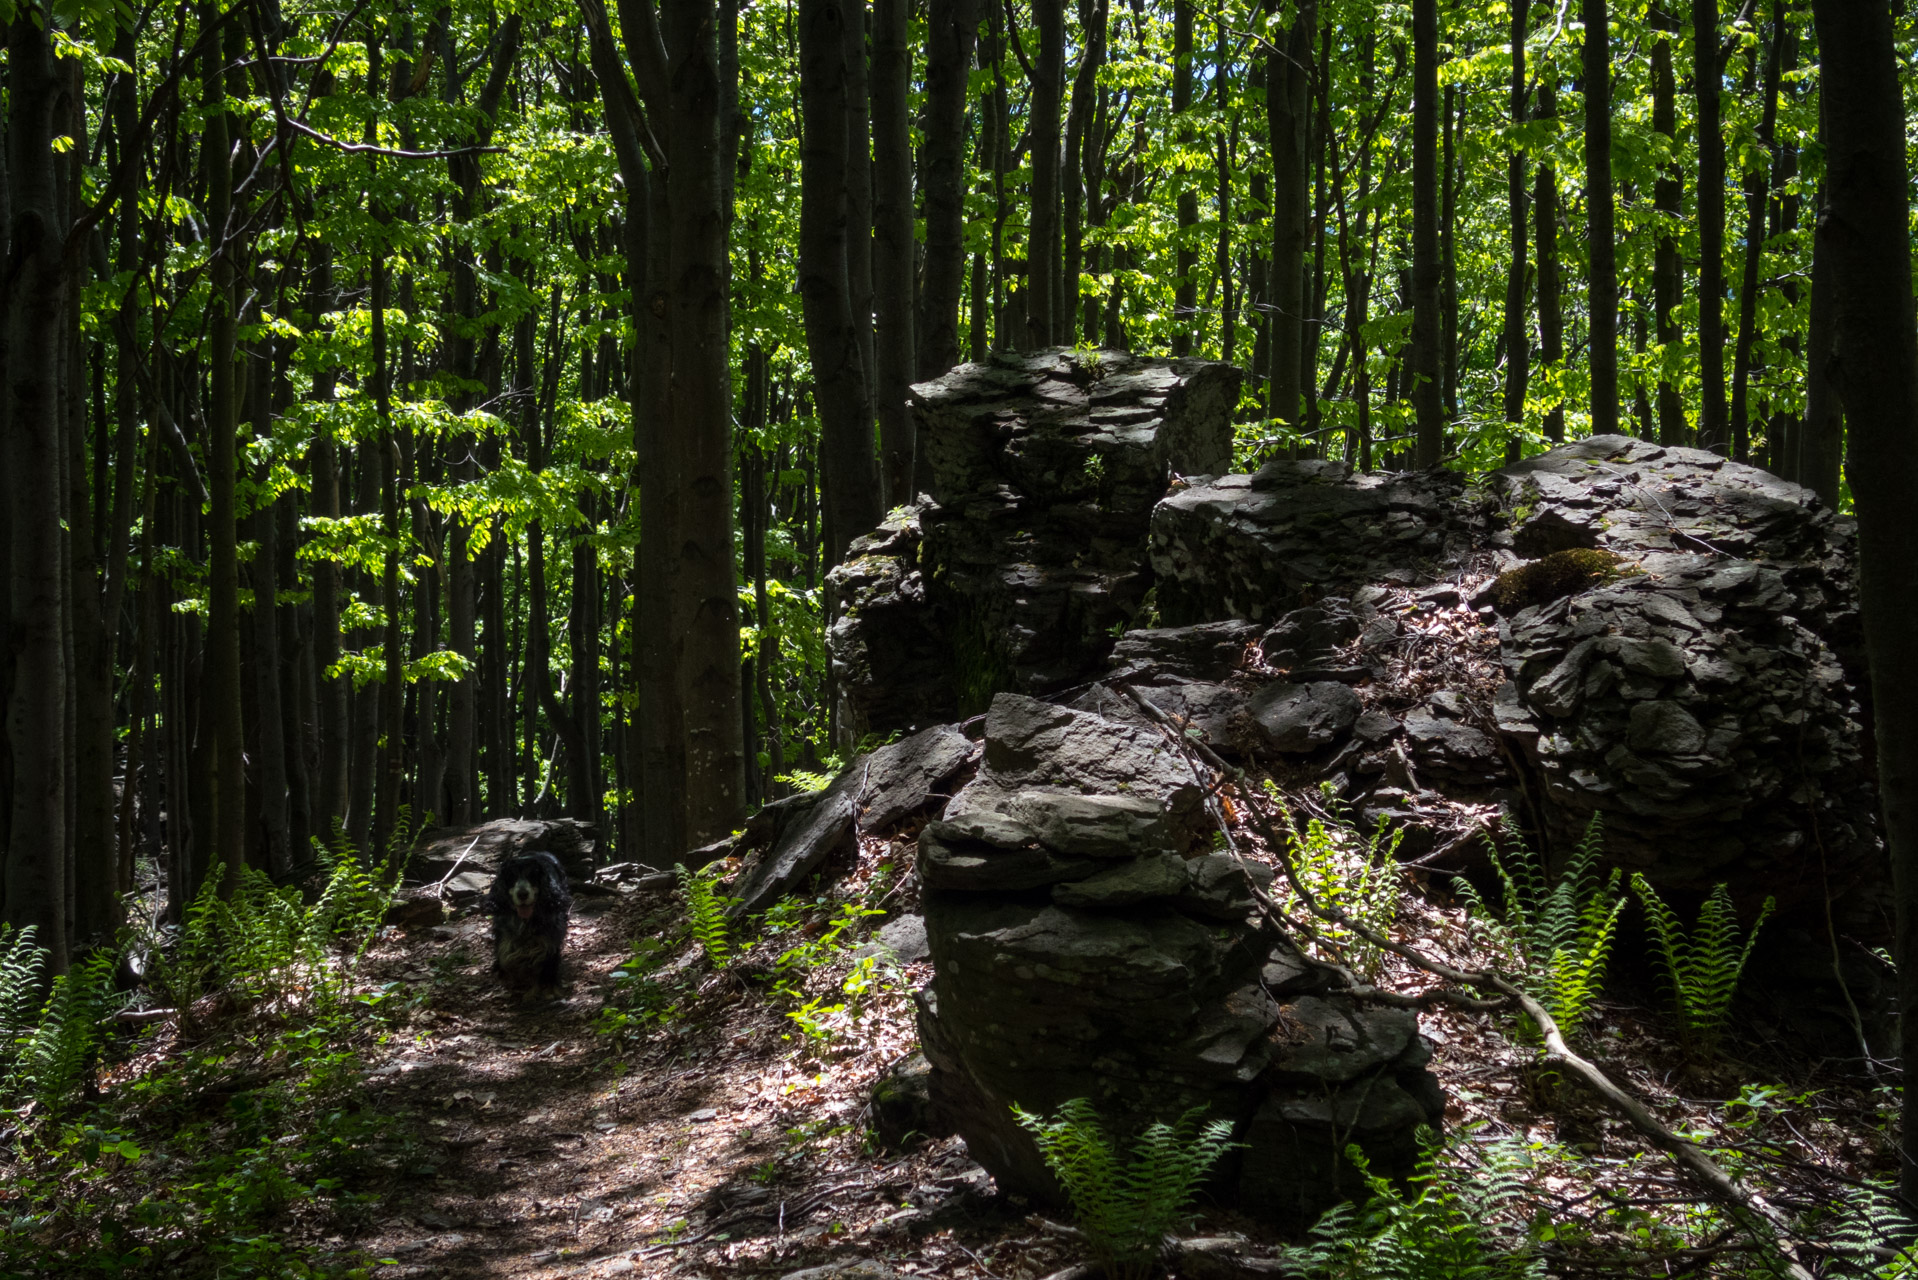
[407,817,599,886]
[1488,436,1876,898]
[1246,681,1363,754]
[829,349,1243,739]
[915,688,1443,1229]
[729,726,981,916]
[1151,463,1488,624]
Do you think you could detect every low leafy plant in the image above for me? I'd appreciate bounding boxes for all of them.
[12,948,125,1115]
[1277,1128,1547,1279]
[1269,781,1404,980]
[1011,1097,1237,1280]
[677,863,737,968]
[1631,876,1773,1055]
[1462,815,1626,1035]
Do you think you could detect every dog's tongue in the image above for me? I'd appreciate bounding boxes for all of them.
[516,903,535,920]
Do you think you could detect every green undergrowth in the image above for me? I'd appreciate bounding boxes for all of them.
[0,824,416,1278]
[597,853,901,1054]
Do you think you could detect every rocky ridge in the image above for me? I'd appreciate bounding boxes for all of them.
[801,351,1885,1230]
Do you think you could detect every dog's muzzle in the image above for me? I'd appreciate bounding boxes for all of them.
[510,879,537,920]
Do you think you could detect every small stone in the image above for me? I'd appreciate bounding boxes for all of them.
[688,1108,718,1122]
[1246,681,1362,754]
[1627,700,1707,755]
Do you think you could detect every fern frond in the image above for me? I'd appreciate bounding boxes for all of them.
[678,863,735,968]
[1631,877,1773,1054]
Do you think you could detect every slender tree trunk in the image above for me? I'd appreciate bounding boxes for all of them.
[1440,84,1459,421]
[1171,0,1196,355]
[1028,0,1065,348]
[1268,0,1313,431]
[1651,8,1687,445]
[1802,164,1842,507]
[916,0,980,380]
[1501,0,1530,449]
[1064,0,1105,349]
[871,0,915,506]
[204,10,246,893]
[1695,0,1729,454]
[1535,83,1564,442]
[2,11,73,967]
[799,0,882,566]
[1410,0,1443,466]
[1806,0,1918,1208]
[1583,0,1618,435]
[1730,11,1783,465]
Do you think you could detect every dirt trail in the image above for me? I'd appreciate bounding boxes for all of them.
[343,871,1061,1280]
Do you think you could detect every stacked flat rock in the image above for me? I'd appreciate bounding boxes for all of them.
[1489,437,1875,902]
[828,348,1241,739]
[916,692,1443,1227]
[1150,460,1491,624]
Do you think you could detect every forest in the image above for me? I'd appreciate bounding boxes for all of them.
[4,0,1918,1274]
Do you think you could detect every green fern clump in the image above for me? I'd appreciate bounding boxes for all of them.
[1631,877,1773,1055]
[1462,815,1626,1035]
[1279,1129,1547,1279]
[1270,782,1405,980]
[0,926,49,1074]
[677,863,736,968]
[1012,1097,1237,1280]
[14,950,124,1114]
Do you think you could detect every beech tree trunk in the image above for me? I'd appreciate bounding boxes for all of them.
[1500,0,1529,443]
[1534,83,1564,443]
[1267,0,1313,432]
[1651,8,1686,445]
[915,0,979,381]
[1028,0,1065,348]
[871,0,915,506]
[1171,0,1196,356]
[1695,0,1728,454]
[1583,0,1618,435]
[798,0,881,567]
[2,10,73,969]
[1729,14,1782,465]
[1409,0,1442,466]
[1806,0,1918,1207]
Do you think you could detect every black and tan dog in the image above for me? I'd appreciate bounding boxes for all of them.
[482,850,572,1001]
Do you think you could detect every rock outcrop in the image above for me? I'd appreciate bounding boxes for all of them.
[915,693,1443,1228]
[829,348,1242,738]
[782,424,1886,1233]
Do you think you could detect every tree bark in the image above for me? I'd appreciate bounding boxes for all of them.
[204,8,247,893]
[1807,0,1918,1207]
[799,0,882,567]
[917,0,979,380]
[1028,0,1065,348]
[1729,11,1782,465]
[1534,83,1564,442]
[1267,0,1313,432]
[1410,0,1443,466]
[3,10,73,968]
[1582,0,1618,435]
[1651,8,1686,445]
[1171,0,1196,356]
[1501,0,1529,445]
[1695,0,1728,454]
[871,0,915,506]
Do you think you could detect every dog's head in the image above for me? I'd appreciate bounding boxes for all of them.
[493,851,566,920]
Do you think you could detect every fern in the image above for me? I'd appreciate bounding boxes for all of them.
[14,950,124,1115]
[1270,782,1404,980]
[1012,1097,1237,1280]
[1277,1129,1547,1279]
[1466,815,1626,1034]
[1632,877,1773,1055]
[678,863,735,968]
[0,926,48,1070]
[1825,1183,1918,1278]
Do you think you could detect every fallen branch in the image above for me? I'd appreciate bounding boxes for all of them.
[1114,679,1819,1280]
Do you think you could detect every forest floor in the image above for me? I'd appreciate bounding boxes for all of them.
[8,827,1904,1279]
[326,832,1901,1280]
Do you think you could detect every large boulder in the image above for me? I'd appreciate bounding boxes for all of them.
[829,348,1242,740]
[916,693,1443,1228]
